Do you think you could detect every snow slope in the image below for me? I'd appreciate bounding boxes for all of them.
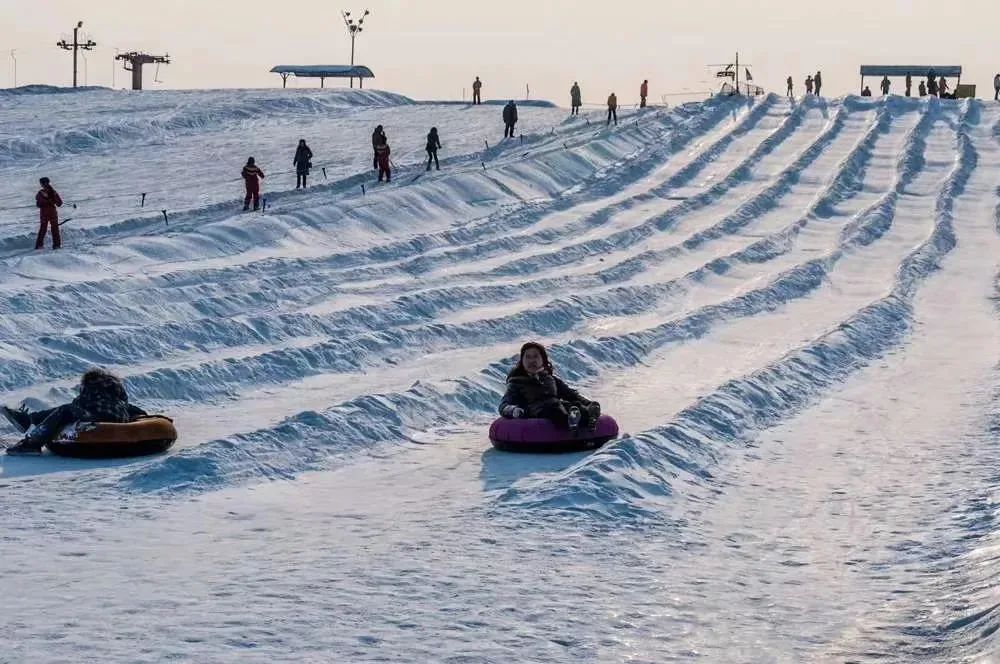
[0,88,998,663]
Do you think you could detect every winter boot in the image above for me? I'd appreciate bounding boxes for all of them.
[1,405,31,433]
[585,402,602,432]
[5,438,43,456]
[567,406,582,431]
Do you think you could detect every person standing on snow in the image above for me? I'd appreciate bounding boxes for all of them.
[814,71,823,96]
[375,138,391,182]
[994,73,1000,101]
[639,79,648,108]
[905,72,912,97]
[472,76,483,105]
[293,139,313,189]
[606,92,618,125]
[426,127,442,171]
[502,100,518,138]
[880,75,891,95]
[918,80,927,97]
[786,76,793,98]
[371,125,387,170]
[34,176,63,250]
[241,157,265,211]
[861,86,872,97]
[570,82,582,115]
[805,75,814,95]
[927,71,938,97]
[938,76,949,98]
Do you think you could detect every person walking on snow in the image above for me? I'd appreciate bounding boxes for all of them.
[375,138,391,182]
[905,72,912,97]
[425,127,442,171]
[472,76,482,105]
[805,75,814,94]
[502,100,518,138]
[570,82,582,115]
[786,76,793,98]
[371,125,387,170]
[639,79,648,108]
[34,177,63,250]
[293,139,313,189]
[814,70,823,96]
[880,75,891,95]
[994,73,1000,100]
[606,92,618,126]
[241,157,265,211]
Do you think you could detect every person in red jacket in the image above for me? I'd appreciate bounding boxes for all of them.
[241,157,265,211]
[640,79,649,108]
[375,138,391,182]
[35,177,63,250]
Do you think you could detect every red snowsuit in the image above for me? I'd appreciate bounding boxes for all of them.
[35,185,63,250]
[375,143,391,182]
[242,164,265,210]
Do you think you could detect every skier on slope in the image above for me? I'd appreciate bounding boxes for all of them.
[34,176,63,250]
[241,157,265,211]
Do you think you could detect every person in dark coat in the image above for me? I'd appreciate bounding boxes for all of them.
[880,75,891,95]
[938,76,949,98]
[371,125,387,170]
[805,75,814,94]
[472,76,482,104]
[814,70,823,96]
[639,79,648,108]
[927,71,938,97]
[606,92,618,125]
[498,342,601,432]
[570,82,582,115]
[375,138,391,182]
[861,86,872,97]
[425,127,442,171]
[293,139,313,189]
[34,176,63,250]
[905,72,912,97]
[502,100,518,138]
[918,80,927,97]
[241,157,265,211]
[3,368,149,455]
[786,76,793,98]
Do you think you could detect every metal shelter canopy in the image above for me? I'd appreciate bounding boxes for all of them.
[270,65,375,88]
[859,65,962,78]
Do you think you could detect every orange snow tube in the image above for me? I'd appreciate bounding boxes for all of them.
[48,416,178,459]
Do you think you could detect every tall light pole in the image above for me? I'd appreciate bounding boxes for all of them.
[9,50,15,88]
[57,21,97,88]
[341,8,370,89]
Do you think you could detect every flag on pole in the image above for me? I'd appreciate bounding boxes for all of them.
[745,68,753,81]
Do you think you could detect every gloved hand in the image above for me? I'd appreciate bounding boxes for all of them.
[502,405,525,419]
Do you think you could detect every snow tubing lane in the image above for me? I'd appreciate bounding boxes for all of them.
[489,415,619,453]
[47,416,178,459]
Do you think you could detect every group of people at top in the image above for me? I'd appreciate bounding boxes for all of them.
[3,341,600,455]
[860,71,958,98]
[478,76,652,127]
[786,71,824,97]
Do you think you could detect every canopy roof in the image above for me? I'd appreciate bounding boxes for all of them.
[270,65,375,78]
[859,65,962,77]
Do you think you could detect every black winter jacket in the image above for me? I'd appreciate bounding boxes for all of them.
[71,374,146,423]
[294,145,313,174]
[498,370,591,417]
[502,103,518,124]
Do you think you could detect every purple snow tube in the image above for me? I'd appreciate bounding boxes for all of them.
[489,415,619,453]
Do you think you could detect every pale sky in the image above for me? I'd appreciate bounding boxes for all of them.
[2,0,998,104]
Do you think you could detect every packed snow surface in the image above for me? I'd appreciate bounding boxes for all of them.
[1,87,998,663]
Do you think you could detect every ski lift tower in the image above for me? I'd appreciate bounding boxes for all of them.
[57,21,97,88]
[115,51,170,90]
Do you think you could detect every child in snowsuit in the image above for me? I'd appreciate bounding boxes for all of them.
[293,139,313,189]
[426,127,441,171]
[242,157,265,211]
[3,368,148,455]
[35,177,63,250]
[375,139,391,182]
[498,342,601,432]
